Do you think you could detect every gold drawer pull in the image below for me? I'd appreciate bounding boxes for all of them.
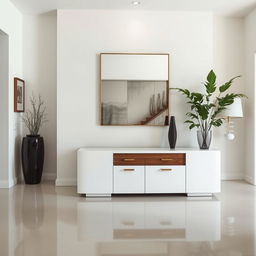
[124,158,135,161]
[160,168,172,171]
[123,168,135,171]
[161,158,173,161]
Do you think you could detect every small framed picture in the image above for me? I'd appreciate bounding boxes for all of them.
[14,77,25,112]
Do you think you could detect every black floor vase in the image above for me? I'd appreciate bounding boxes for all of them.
[168,116,177,149]
[22,135,44,184]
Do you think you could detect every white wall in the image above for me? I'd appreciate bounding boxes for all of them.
[57,10,214,185]
[23,13,57,181]
[57,10,247,185]
[244,8,256,185]
[0,0,23,188]
[213,16,245,180]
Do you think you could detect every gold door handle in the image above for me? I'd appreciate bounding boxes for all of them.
[161,158,173,161]
[160,168,172,171]
[124,158,135,161]
[123,168,135,171]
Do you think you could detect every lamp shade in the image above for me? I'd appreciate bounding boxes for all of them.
[221,98,243,118]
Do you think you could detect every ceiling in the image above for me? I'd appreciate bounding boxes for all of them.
[10,0,256,17]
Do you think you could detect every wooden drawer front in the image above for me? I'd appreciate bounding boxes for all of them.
[145,166,185,193]
[114,153,186,165]
[113,154,145,165]
[113,166,144,193]
[145,153,185,165]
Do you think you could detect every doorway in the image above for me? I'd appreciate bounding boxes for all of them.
[0,29,9,187]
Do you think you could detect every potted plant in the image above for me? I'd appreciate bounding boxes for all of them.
[172,70,246,149]
[22,94,47,184]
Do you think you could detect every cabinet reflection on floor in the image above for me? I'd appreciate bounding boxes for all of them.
[77,199,220,242]
[2,182,255,256]
[73,198,225,256]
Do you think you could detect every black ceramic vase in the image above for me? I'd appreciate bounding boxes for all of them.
[168,116,177,149]
[22,135,44,184]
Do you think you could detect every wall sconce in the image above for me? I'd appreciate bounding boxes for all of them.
[221,98,243,140]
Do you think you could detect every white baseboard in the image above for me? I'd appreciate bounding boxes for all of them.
[42,172,56,181]
[221,172,244,180]
[9,177,17,188]
[244,175,255,185]
[55,178,76,186]
[0,178,17,188]
[0,180,10,188]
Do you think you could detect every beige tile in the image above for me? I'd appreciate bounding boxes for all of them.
[0,181,255,256]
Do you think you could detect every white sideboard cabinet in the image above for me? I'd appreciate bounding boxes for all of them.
[77,148,221,197]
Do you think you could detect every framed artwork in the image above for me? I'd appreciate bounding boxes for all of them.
[14,77,25,112]
[100,53,169,126]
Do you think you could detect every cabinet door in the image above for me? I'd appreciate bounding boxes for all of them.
[77,150,113,194]
[186,151,221,193]
[113,166,144,193]
[145,166,185,193]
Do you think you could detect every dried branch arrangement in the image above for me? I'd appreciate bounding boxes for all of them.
[22,94,47,135]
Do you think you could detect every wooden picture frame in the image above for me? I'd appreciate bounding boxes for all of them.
[14,77,25,112]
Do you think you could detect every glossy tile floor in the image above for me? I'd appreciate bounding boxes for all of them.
[0,181,255,256]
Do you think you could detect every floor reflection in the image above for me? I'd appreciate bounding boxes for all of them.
[77,199,220,241]
[11,184,57,256]
[76,198,220,255]
[0,181,255,256]
[22,185,44,229]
